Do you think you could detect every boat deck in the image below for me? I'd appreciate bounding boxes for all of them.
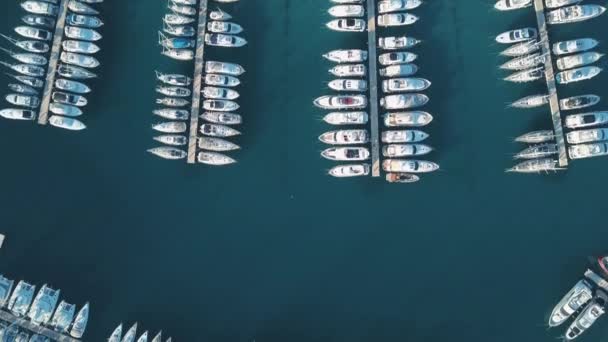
[187,0,209,164]
[533,0,568,167]
[37,0,69,125]
[366,0,380,177]
[0,310,79,342]
[584,269,608,291]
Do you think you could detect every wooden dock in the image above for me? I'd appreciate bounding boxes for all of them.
[37,0,69,125]
[0,310,79,342]
[366,0,381,177]
[187,0,209,164]
[533,0,569,167]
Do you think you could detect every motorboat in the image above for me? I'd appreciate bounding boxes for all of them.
[58,64,97,79]
[122,323,138,342]
[382,159,439,173]
[56,78,91,94]
[65,26,101,41]
[148,147,187,160]
[564,290,607,340]
[553,38,598,55]
[495,28,537,44]
[0,61,45,77]
[6,73,43,88]
[8,281,35,317]
[200,112,242,125]
[384,111,433,127]
[378,13,418,26]
[379,36,420,50]
[328,164,370,178]
[0,108,35,120]
[321,147,370,161]
[386,173,420,183]
[328,5,365,17]
[8,83,38,95]
[322,49,367,63]
[494,0,532,11]
[198,137,240,151]
[501,40,540,57]
[205,61,245,76]
[49,115,86,130]
[514,143,558,159]
[202,86,239,100]
[161,47,193,61]
[210,8,233,21]
[197,152,236,166]
[28,284,60,325]
[202,99,239,112]
[506,158,564,173]
[63,40,100,54]
[378,0,422,14]
[515,130,555,143]
[0,275,14,308]
[60,51,100,68]
[136,331,149,342]
[504,66,544,83]
[153,108,189,120]
[557,51,603,71]
[314,95,367,109]
[318,129,369,145]
[326,18,366,32]
[0,47,47,65]
[156,97,189,107]
[21,1,58,16]
[548,279,594,327]
[0,33,49,53]
[14,26,51,41]
[556,66,602,84]
[510,94,549,109]
[152,121,187,133]
[5,94,39,108]
[67,13,103,28]
[156,71,192,86]
[569,142,608,159]
[164,13,195,25]
[204,74,240,87]
[381,130,428,143]
[50,103,82,117]
[382,77,430,92]
[159,33,194,49]
[200,123,241,137]
[546,0,582,9]
[560,95,600,111]
[329,64,366,77]
[169,2,197,16]
[500,52,544,71]
[156,86,191,97]
[379,64,418,77]
[205,33,247,47]
[108,324,123,342]
[378,51,417,65]
[52,92,87,107]
[68,0,99,15]
[547,4,606,25]
[381,94,428,110]
[207,21,243,34]
[322,111,368,125]
[566,128,608,144]
[382,144,433,157]
[565,111,608,129]
[328,79,367,92]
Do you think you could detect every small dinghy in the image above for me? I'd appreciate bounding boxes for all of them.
[515,130,555,144]
[318,129,369,145]
[382,159,439,173]
[49,115,86,131]
[378,51,417,65]
[153,108,189,120]
[510,94,549,109]
[197,152,236,166]
[328,164,370,178]
[200,112,242,125]
[200,123,241,137]
[321,147,370,161]
[147,147,187,160]
[152,121,187,133]
[384,111,433,127]
[379,36,420,50]
[380,94,429,110]
[559,94,600,111]
[381,130,428,143]
[198,137,240,151]
[322,49,367,63]
[323,111,368,125]
[153,135,187,146]
[385,173,420,183]
[156,71,192,86]
[382,144,433,157]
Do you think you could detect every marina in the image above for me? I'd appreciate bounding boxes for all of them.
[366,0,380,177]
[107,322,171,342]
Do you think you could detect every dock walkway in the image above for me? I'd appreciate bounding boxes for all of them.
[584,269,608,291]
[533,0,568,166]
[37,0,69,125]
[366,0,380,177]
[187,0,209,164]
[0,310,79,342]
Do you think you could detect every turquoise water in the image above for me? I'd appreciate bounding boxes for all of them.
[1,0,608,340]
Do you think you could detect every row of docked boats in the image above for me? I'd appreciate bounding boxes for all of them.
[0,274,89,340]
[547,265,608,340]
[160,0,246,61]
[325,0,422,32]
[0,0,104,130]
[108,323,171,342]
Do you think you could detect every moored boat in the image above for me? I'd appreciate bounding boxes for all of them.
[494,0,532,11]
[328,79,367,92]
[568,142,608,159]
[566,128,608,144]
[553,38,598,56]
[153,135,187,146]
[321,147,370,161]
[547,4,606,25]
[557,66,602,87]
[378,0,422,14]
[564,290,607,340]
[548,279,594,327]
[381,129,428,143]
[50,301,75,333]
[382,159,439,173]
[379,64,418,77]
[200,111,242,125]
[378,51,417,65]
[383,111,433,127]
[560,95,600,111]
[152,121,187,133]
[328,164,370,178]
[556,52,604,71]
[49,115,86,131]
[379,36,420,50]
[198,137,240,151]
[108,324,123,342]
[328,5,364,17]
[506,158,564,173]
[202,99,239,112]
[205,61,245,76]
[319,129,369,145]
[382,144,433,157]
[314,95,367,109]
[156,71,192,86]
[322,111,368,125]
[564,111,608,129]
[380,94,429,110]
[122,323,138,342]
[200,123,241,137]
[329,64,366,77]
[322,49,367,63]
[514,143,558,159]
[385,173,420,183]
[148,147,186,160]
[197,152,236,166]
[510,94,549,108]
[515,130,555,143]
[495,28,537,44]
[326,18,366,32]
[0,108,36,120]
[382,77,429,92]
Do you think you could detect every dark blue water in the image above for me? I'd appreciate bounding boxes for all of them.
[1,0,608,341]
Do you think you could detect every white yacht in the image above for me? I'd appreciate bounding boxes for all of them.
[494,0,532,11]
[153,108,189,120]
[5,73,44,88]
[565,111,608,129]
[322,49,367,63]
[379,51,417,65]
[560,95,600,111]
[136,331,148,342]
[381,130,428,143]
[556,52,604,71]
[161,47,193,61]
[205,33,247,47]
[5,94,40,108]
[0,108,36,120]
[21,1,59,16]
[14,26,52,41]
[163,24,195,37]
[564,290,607,340]
[151,332,162,342]
[164,13,194,25]
[514,143,558,159]
[378,0,422,14]
[156,97,189,107]
[68,0,99,15]
[386,173,420,183]
[202,86,239,100]
[382,159,439,173]
[50,301,76,333]
[121,323,138,342]
[205,61,245,76]
[495,28,537,44]
[52,92,88,107]
[507,159,565,173]
[553,38,598,56]
[152,121,187,133]
[200,123,241,137]
[156,85,191,97]
[504,66,544,83]
[27,284,60,325]
[156,71,192,86]
[384,111,433,127]
[198,137,240,151]
[328,79,367,92]
[197,152,236,166]
[8,83,38,95]
[0,61,45,77]
[567,128,608,144]
[326,18,366,32]
[0,34,50,53]
[314,95,367,109]
[500,52,544,71]
[377,13,418,26]
[515,130,555,143]
[108,324,123,342]
[209,8,232,21]
[323,111,368,125]
[569,142,608,159]
[8,281,36,317]
[382,144,433,157]
[205,74,240,87]
[328,164,370,178]
[60,51,100,68]
[168,2,196,16]
[501,40,540,57]
[153,135,187,146]
[329,64,366,77]
[379,36,420,50]
[207,21,243,34]
[381,94,429,110]
[0,275,14,307]
[70,303,89,338]
[556,66,602,84]
[382,77,430,92]
[318,129,369,145]
[49,115,86,130]
[200,112,242,125]
[202,99,239,112]
[510,94,549,109]
[58,64,97,79]
[66,13,103,28]
[55,79,91,94]
[328,5,364,17]
[65,26,102,41]
[147,147,186,160]
[546,0,582,9]
[547,4,606,24]
[0,47,47,65]
[63,40,100,54]
[321,147,370,161]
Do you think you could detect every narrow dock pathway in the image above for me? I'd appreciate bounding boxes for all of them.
[533,0,568,166]
[366,0,380,177]
[187,0,209,164]
[37,0,69,125]
[0,310,79,342]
